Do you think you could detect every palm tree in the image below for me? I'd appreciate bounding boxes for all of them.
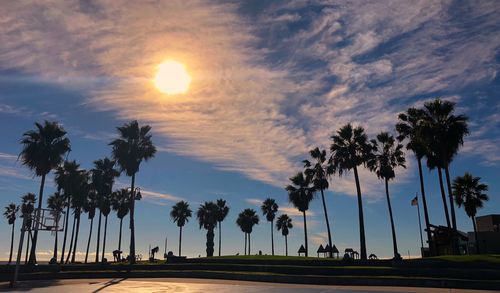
[55,160,83,264]
[261,198,278,255]
[100,194,112,262]
[215,199,229,256]
[396,107,434,254]
[285,172,314,257]
[20,193,36,264]
[453,173,489,254]
[276,214,293,256]
[236,209,259,255]
[111,188,130,260]
[91,158,120,263]
[303,147,333,257]
[196,201,218,257]
[46,192,64,262]
[329,123,373,260]
[83,189,98,263]
[3,203,19,264]
[367,132,405,260]
[19,120,71,263]
[68,170,90,264]
[110,120,156,263]
[421,98,469,232]
[170,201,192,256]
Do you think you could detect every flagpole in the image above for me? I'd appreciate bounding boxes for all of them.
[416,192,424,251]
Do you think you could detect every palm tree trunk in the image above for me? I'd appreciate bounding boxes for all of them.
[444,167,457,230]
[417,157,433,256]
[302,211,308,257]
[218,221,222,256]
[24,231,30,264]
[438,168,451,228]
[244,233,247,255]
[61,200,71,263]
[206,228,214,257]
[28,173,46,264]
[472,216,480,254]
[95,211,102,263]
[71,212,81,263]
[102,215,108,262]
[53,227,58,261]
[118,217,123,259]
[129,174,136,264]
[178,226,182,256]
[65,216,76,264]
[84,218,93,263]
[353,166,367,260]
[9,222,15,264]
[385,179,399,259]
[320,188,333,258]
[285,235,288,256]
[271,220,274,256]
[248,233,251,255]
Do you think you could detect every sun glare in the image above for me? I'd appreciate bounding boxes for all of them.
[154,60,191,95]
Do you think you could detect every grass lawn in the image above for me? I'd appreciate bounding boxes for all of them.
[424,254,500,263]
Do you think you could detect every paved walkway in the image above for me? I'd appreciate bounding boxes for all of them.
[0,278,496,293]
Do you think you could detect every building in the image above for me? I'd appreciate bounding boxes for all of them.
[468,214,500,254]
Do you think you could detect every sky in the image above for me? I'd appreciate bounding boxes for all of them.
[0,0,499,261]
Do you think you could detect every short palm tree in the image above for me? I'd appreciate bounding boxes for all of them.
[396,107,433,253]
[276,214,292,256]
[261,198,278,255]
[303,147,333,257]
[170,201,192,256]
[20,193,36,264]
[453,173,489,254]
[83,189,98,263]
[236,212,248,255]
[215,199,229,256]
[367,132,405,260]
[3,203,19,264]
[100,194,112,262]
[196,201,219,257]
[237,209,259,255]
[67,170,90,264]
[19,120,71,263]
[111,188,130,259]
[46,192,64,262]
[329,123,373,260]
[285,172,314,257]
[110,120,156,263]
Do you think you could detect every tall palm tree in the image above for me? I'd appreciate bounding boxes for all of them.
[83,189,98,263]
[303,147,333,258]
[421,98,469,232]
[276,214,293,256]
[215,199,229,256]
[19,120,71,264]
[237,209,259,255]
[329,123,373,260]
[170,201,192,256]
[285,172,314,257]
[46,192,64,262]
[111,188,130,260]
[20,193,36,264]
[236,212,248,255]
[91,158,120,263]
[68,170,90,264]
[396,107,433,254]
[55,160,83,264]
[196,201,218,257]
[261,198,278,255]
[453,173,489,254]
[367,132,405,260]
[3,203,19,264]
[110,120,156,263]
[100,194,112,262]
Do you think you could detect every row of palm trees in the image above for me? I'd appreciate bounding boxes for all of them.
[284,98,490,259]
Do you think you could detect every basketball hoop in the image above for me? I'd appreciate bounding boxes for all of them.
[31,208,65,232]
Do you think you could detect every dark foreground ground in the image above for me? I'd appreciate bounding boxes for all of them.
[1,255,500,291]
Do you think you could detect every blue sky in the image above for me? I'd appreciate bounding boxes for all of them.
[0,0,499,260]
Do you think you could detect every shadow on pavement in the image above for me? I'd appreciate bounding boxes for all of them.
[92,278,128,293]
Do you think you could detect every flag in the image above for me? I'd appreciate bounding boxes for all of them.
[411,196,418,206]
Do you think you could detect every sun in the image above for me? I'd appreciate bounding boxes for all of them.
[154,60,191,95]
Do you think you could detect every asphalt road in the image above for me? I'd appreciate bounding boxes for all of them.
[0,278,496,293]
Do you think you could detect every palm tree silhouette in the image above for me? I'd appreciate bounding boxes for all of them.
[91,158,120,263]
[237,209,259,255]
[110,120,156,263]
[3,203,19,264]
[82,189,98,263]
[421,98,469,233]
[286,172,314,257]
[329,123,373,260]
[236,212,248,255]
[20,193,36,264]
[47,192,64,262]
[367,132,405,260]
[276,214,292,256]
[196,201,218,257]
[111,188,130,260]
[19,120,71,264]
[68,170,90,264]
[303,147,333,258]
[170,201,192,256]
[100,193,112,262]
[453,173,489,254]
[215,199,229,256]
[396,107,434,254]
[261,198,278,255]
